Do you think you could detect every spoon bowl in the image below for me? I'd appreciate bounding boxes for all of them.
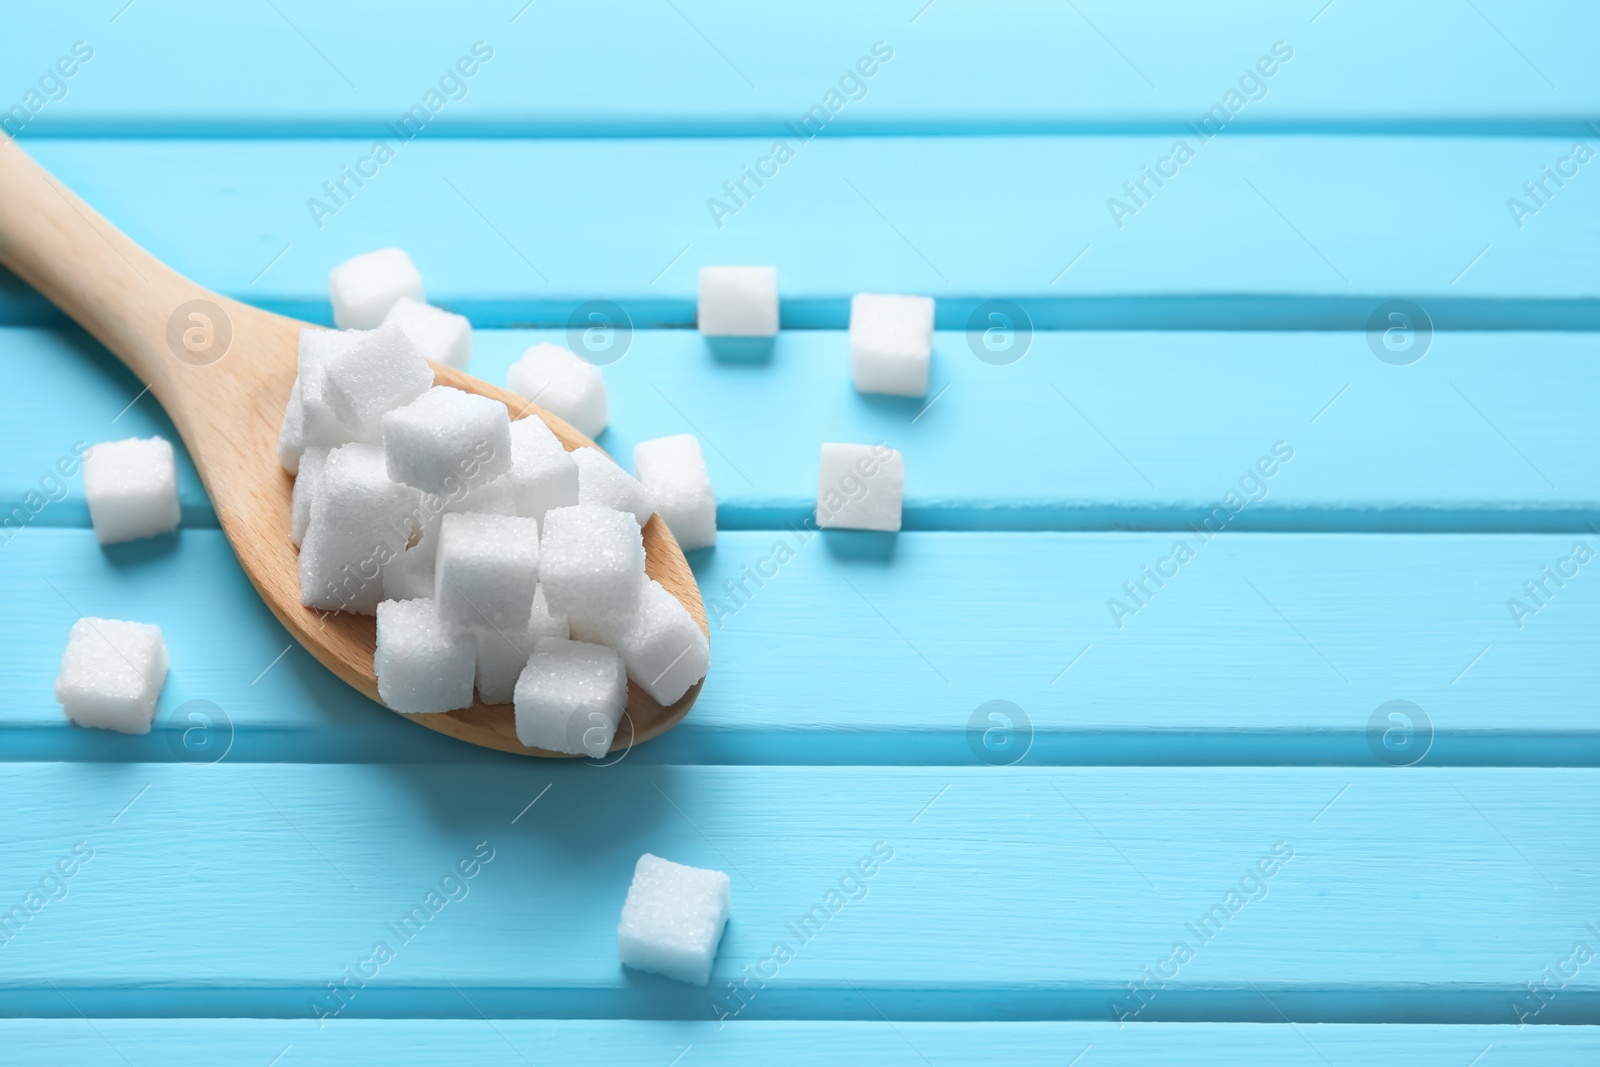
[0,140,705,756]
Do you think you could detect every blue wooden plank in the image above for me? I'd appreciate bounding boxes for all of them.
[0,1020,1594,1065]
[6,327,1598,534]
[4,1,1597,137]
[2,136,1595,330]
[3,527,1596,765]
[0,763,1594,1022]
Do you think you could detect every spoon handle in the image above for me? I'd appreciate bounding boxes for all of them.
[0,138,205,400]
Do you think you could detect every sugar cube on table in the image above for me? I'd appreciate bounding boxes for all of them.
[329,247,424,330]
[697,266,778,336]
[321,324,433,442]
[382,386,512,496]
[606,578,710,705]
[296,329,360,449]
[434,512,541,631]
[374,598,477,713]
[277,377,307,474]
[633,435,715,550]
[506,343,608,439]
[289,448,326,547]
[54,618,169,734]
[299,443,423,614]
[381,296,472,369]
[617,853,731,986]
[573,447,653,527]
[83,436,181,544]
[539,505,646,625]
[817,442,904,532]
[505,417,579,522]
[849,293,934,397]
[473,587,569,704]
[513,637,628,754]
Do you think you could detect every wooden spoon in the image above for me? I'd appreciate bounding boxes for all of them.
[0,139,705,757]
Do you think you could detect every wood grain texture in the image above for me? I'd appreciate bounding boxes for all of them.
[2,135,1596,330]
[7,326,1598,533]
[0,144,704,757]
[4,1,1597,136]
[0,1020,1594,1065]
[4,528,1597,764]
[0,764,1594,1021]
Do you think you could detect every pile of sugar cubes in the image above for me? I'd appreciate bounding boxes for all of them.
[281,248,712,756]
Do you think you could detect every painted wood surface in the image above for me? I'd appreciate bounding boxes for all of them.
[1,135,1596,330]
[0,763,1595,1022]
[7,327,1598,533]
[4,1,1597,136]
[3,528,1597,765]
[1,1021,1596,1066]
[2,0,1598,1055]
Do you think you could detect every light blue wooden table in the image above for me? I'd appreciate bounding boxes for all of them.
[3,2,1598,1062]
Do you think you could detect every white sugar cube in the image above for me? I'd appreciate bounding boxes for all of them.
[850,293,934,397]
[83,437,181,544]
[278,377,308,474]
[633,435,715,550]
[817,442,904,532]
[539,505,646,624]
[513,637,628,754]
[473,587,569,704]
[299,444,423,614]
[329,247,424,330]
[381,296,471,369]
[54,618,169,734]
[617,853,731,986]
[297,329,359,449]
[383,386,512,495]
[697,266,778,336]
[506,343,608,439]
[434,512,541,630]
[375,597,476,713]
[322,324,433,442]
[506,417,579,522]
[289,448,326,547]
[606,578,710,705]
[573,447,653,526]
